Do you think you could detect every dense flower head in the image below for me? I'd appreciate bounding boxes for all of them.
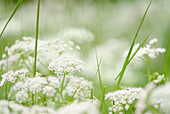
[105,87,143,113]
[0,69,28,86]
[15,90,28,103]
[43,86,56,97]
[48,56,84,76]
[66,76,93,100]
[124,38,166,60]
[47,76,60,88]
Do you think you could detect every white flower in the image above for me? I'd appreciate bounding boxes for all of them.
[149,38,158,45]
[48,56,84,76]
[43,86,56,97]
[66,76,92,100]
[124,38,166,60]
[25,77,48,94]
[48,76,60,88]
[149,82,170,114]
[0,69,28,86]
[16,90,28,103]
[0,100,10,114]
[106,87,143,113]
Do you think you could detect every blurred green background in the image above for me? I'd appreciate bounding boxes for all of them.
[0,0,170,107]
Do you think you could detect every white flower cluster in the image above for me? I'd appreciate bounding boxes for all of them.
[66,76,93,100]
[149,82,170,114]
[105,87,143,113]
[55,101,99,114]
[57,27,94,44]
[0,37,80,70]
[48,56,84,76]
[12,75,60,103]
[124,38,166,60]
[0,69,28,86]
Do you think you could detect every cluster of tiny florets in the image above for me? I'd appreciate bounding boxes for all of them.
[48,56,84,76]
[66,76,93,100]
[0,37,80,70]
[0,69,28,86]
[105,87,143,113]
[124,38,166,60]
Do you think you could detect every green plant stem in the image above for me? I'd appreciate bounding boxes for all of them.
[115,0,152,90]
[146,62,151,82]
[33,0,40,76]
[60,74,66,102]
[31,94,34,106]
[70,86,80,101]
[38,93,47,106]
[5,83,8,99]
[0,0,23,38]
[100,86,106,111]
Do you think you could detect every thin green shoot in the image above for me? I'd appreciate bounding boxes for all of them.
[100,86,106,111]
[95,49,108,113]
[115,0,152,89]
[0,0,23,39]
[33,0,40,76]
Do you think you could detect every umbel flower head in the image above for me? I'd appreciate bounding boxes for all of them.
[66,76,93,100]
[124,38,166,60]
[48,56,84,76]
[0,69,28,86]
[105,87,143,113]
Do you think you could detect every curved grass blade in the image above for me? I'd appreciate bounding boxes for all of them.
[127,31,152,64]
[33,0,40,76]
[115,0,152,89]
[0,0,23,39]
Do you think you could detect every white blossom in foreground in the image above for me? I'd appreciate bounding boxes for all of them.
[105,87,143,113]
[48,56,84,76]
[0,100,10,114]
[124,38,166,60]
[23,105,57,114]
[43,86,56,97]
[57,27,94,44]
[149,82,170,114]
[66,76,93,100]
[56,101,99,114]
[0,69,28,86]
[135,83,156,114]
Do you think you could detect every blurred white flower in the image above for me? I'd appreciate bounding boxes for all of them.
[56,101,99,114]
[43,86,56,97]
[16,90,28,103]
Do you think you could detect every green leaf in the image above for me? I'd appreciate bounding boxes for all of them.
[0,0,23,39]
[115,0,152,89]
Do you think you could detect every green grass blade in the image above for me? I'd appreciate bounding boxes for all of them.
[115,0,152,89]
[100,86,106,111]
[164,38,170,81]
[33,0,40,76]
[127,31,152,64]
[0,0,23,39]
[95,49,108,113]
